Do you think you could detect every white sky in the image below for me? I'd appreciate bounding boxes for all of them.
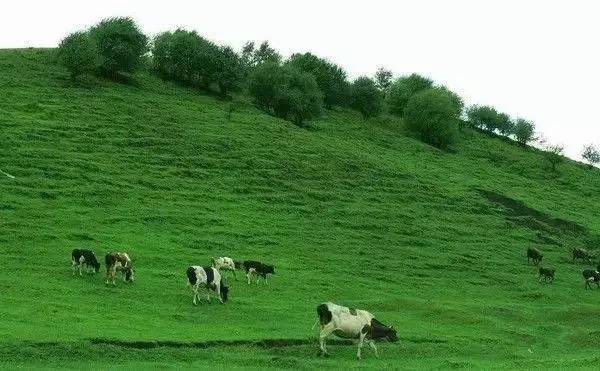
[1,0,598,161]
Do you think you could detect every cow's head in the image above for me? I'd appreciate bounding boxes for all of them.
[265,265,275,275]
[386,326,399,342]
[125,267,135,282]
[220,282,229,303]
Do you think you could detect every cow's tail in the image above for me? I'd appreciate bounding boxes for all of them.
[186,266,197,286]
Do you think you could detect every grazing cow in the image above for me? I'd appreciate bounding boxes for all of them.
[315,302,398,359]
[526,247,543,265]
[242,260,275,284]
[105,252,134,286]
[573,247,593,264]
[583,269,600,290]
[212,257,240,280]
[538,267,555,283]
[71,249,100,276]
[186,266,229,305]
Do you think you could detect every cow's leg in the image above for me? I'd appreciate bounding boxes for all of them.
[368,340,379,358]
[264,274,268,285]
[72,260,77,276]
[318,324,335,356]
[357,332,367,359]
[215,284,223,304]
[192,284,199,305]
[246,271,251,285]
[111,266,117,286]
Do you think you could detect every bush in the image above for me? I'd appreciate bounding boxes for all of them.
[582,145,600,168]
[286,52,349,108]
[543,144,564,172]
[350,77,383,119]
[387,74,433,115]
[213,46,244,97]
[152,29,206,84]
[513,118,536,145]
[466,105,513,135]
[248,63,322,126]
[56,31,97,80]
[403,88,462,149]
[89,17,148,77]
[375,67,393,91]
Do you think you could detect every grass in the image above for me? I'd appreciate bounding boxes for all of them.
[1,48,600,369]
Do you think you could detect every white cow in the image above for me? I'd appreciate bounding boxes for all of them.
[211,257,240,280]
[186,266,229,304]
[315,302,398,359]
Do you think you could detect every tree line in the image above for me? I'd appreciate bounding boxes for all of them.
[56,17,599,169]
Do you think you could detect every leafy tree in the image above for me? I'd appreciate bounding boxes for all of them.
[56,31,97,80]
[466,105,512,134]
[582,145,600,168]
[152,29,205,83]
[248,62,288,110]
[543,144,564,172]
[375,67,393,91]
[241,41,255,68]
[286,52,349,108]
[213,46,244,97]
[89,17,148,77]
[350,77,383,119]
[252,41,281,66]
[273,69,322,126]
[513,118,536,145]
[403,88,462,149]
[387,73,433,115]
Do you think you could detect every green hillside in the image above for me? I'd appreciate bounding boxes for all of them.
[1,48,599,369]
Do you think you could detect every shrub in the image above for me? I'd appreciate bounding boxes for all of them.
[387,74,433,115]
[582,145,600,168]
[543,144,564,172]
[350,77,383,119]
[248,62,288,110]
[56,31,97,80]
[89,17,148,77]
[403,88,462,149]
[513,118,536,145]
[213,46,244,97]
[286,52,350,108]
[152,30,205,83]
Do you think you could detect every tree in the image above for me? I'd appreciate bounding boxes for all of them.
[403,88,462,150]
[513,118,536,145]
[248,63,323,126]
[252,41,281,66]
[582,145,600,168]
[213,46,244,97]
[89,17,148,77]
[286,52,350,108]
[56,31,97,80]
[350,77,383,119]
[375,67,393,91]
[387,73,433,116]
[466,105,513,135]
[152,29,205,83]
[543,144,564,172]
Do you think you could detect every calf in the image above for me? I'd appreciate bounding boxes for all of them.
[573,247,592,264]
[538,267,555,283]
[583,269,600,290]
[212,257,240,280]
[242,260,275,284]
[315,302,398,359]
[71,249,100,276]
[526,247,543,265]
[105,252,134,286]
[186,266,229,305]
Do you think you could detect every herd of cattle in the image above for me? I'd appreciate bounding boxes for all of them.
[70,249,397,359]
[527,246,600,289]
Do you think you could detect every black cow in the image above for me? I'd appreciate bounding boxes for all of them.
[71,249,100,276]
[526,247,543,265]
[573,248,592,264]
[242,260,275,284]
[538,267,555,283]
[583,269,600,290]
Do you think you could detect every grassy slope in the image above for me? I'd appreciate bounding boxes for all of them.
[1,49,600,369]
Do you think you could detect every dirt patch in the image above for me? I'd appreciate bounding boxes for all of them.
[476,189,586,236]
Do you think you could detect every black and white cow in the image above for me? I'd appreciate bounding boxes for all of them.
[573,247,593,264]
[186,266,229,305]
[71,249,100,276]
[212,257,241,280]
[583,269,600,290]
[315,302,398,359]
[105,252,134,286]
[242,260,275,284]
[526,247,543,265]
